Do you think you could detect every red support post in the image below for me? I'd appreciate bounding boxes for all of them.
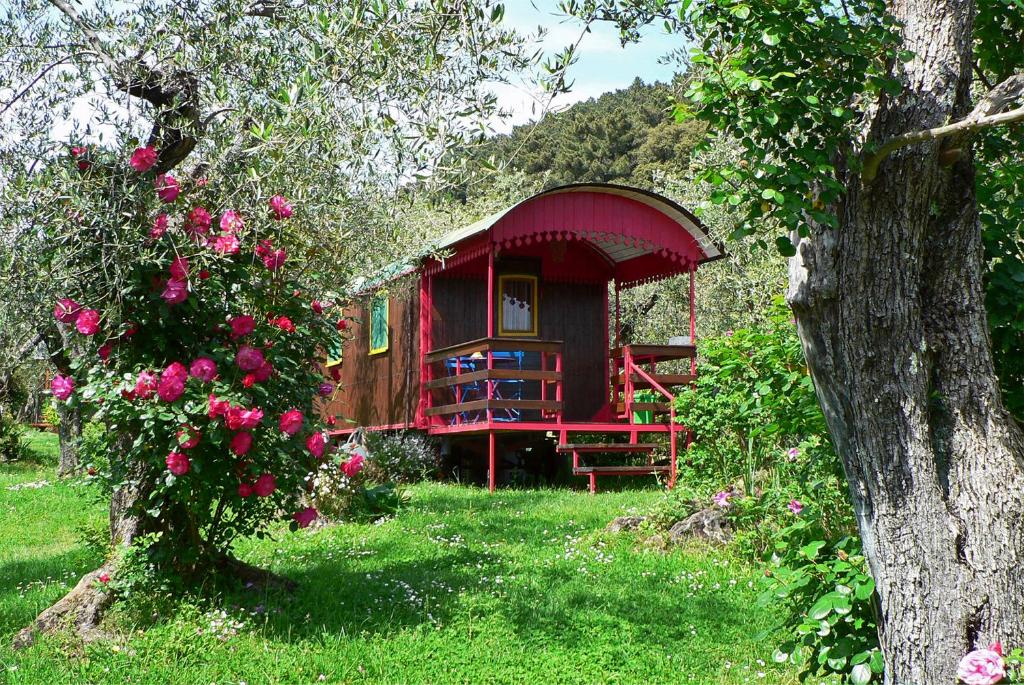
[689,265,697,378]
[603,282,611,407]
[486,244,495,423]
[488,431,496,493]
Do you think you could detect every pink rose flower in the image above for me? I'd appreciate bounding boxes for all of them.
[311,300,324,314]
[150,214,169,240]
[292,507,318,528]
[219,210,244,234]
[169,256,189,281]
[98,572,111,584]
[253,360,273,383]
[98,344,113,361]
[176,425,201,449]
[242,373,256,388]
[157,362,187,402]
[253,473,276,497]
[279,409,304,435]
[342,452,365,478]
[236,344,265,372]
[238,482,254,498]
[229,315,256,339]
[336,319,347,331]
[130,145,157,172]
[256,239,286,271]
[51,374,75,401]
[155,174,180,203]
[226,405,264,431]
[208,394,230,418]
[213,233,240,255]
[185,206,212,235]
[788,499,804,515]
[957,647,1006,685]
[54,298,82,324]
[162,277,188,305]
[269,195,293,220]
[76,309,100,335]
[318,382,334,397]
[134,371,157,399]
[273,316,295,333]
[306,432,326,459]
[230,431,253,456]
[713,490,732,507]
[189,357,217,382]
[165,450,190,476]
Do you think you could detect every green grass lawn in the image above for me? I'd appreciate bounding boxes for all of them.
[1,430,801,684]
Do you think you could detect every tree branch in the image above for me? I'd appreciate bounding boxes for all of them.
[862,74,1024,183]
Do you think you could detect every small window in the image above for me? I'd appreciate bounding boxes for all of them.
[497,275,538,337]
[368,294,389,355]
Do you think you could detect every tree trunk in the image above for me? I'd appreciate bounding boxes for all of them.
[55,399,82,477]
[788,0,1024,682]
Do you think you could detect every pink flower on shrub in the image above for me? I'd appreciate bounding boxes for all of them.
[238,482,254,498]
[311,300,324,314]
[306,432,327,459]
[157,362,187,402]
[213,233,240,255]
[788,499,804,515]
[342,452,365,478]
[54,298,82,324]
[788,447,800,459]
[253,473,276,497]
[76,309,100,335]
[170,256,189,280]
[230,431,253,456]
[236,345,265,372]
[256,240,286,271]
[242,373,256,388]
[208,394,230,418]
[273,316,295,333]
[98,572,110,584]
[51,374,75,401]
[71,146,90,170]
[155,174,180,203]
[336,319,347,331]
[269,195,293,220]
[185,207,212,235]
[226,405,263,431]
[177,425,201,449]
[130,145,157,172]
[134,371,157,399]
[713,490,732,507]
[189,357,217,382]
[98,344,112,361]
[150,214,169,240]
[725,329,734,337]
[162,277,188,305]
[957,646,1006,685]
[229,315,256,339]
[165,450,190,475]
[318,382,334,397]
[219,210,244,234]
[253,360,273,383]
[279,409,304,435]
[292,507,318,528]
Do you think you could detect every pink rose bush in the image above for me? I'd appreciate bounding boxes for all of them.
[53,146,341,572]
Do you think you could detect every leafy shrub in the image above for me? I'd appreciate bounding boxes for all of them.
[361,430,438,484]
[42,402,60,427]
[675,298,830,497]
[0,412,25,461]
[759,512,881,684]
[309,441,408,523]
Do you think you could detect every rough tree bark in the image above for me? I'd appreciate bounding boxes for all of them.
[788,0,1024,682]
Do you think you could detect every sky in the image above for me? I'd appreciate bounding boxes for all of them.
[490,1,684,132]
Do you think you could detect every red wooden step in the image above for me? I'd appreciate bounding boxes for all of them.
[556,443,657,453]
[572,465,671,475]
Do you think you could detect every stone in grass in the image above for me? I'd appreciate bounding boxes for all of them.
[606,515,646,533]
[668,507,733,545]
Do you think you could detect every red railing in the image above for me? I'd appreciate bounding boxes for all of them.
[422,338,564,426]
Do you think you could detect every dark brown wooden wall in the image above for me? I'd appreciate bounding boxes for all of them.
[431,275,608,421]
[321,283,420,428]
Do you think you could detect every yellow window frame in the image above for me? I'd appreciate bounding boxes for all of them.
[497,274,538,337]
[368,295,390,355]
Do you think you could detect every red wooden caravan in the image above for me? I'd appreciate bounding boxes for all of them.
[320,183,723,492]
